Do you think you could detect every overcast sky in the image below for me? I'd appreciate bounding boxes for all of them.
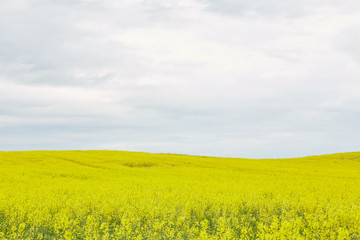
[1,0,360,158]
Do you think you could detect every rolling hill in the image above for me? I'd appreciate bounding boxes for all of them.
[0,150,359,239]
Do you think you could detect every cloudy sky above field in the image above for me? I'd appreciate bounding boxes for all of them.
[1,0,360,158]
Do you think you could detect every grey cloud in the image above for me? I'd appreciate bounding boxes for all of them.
[0,0,152,86]
[200,0,360,18]
[201,0,305,17]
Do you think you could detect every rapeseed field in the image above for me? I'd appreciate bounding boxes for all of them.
[0,150,359,239]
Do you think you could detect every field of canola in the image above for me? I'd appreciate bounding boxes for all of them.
[0,150,360,239]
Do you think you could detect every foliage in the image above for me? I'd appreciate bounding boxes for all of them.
[0,150,360,239]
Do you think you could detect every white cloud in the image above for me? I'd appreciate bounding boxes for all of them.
[0,0,359,157]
